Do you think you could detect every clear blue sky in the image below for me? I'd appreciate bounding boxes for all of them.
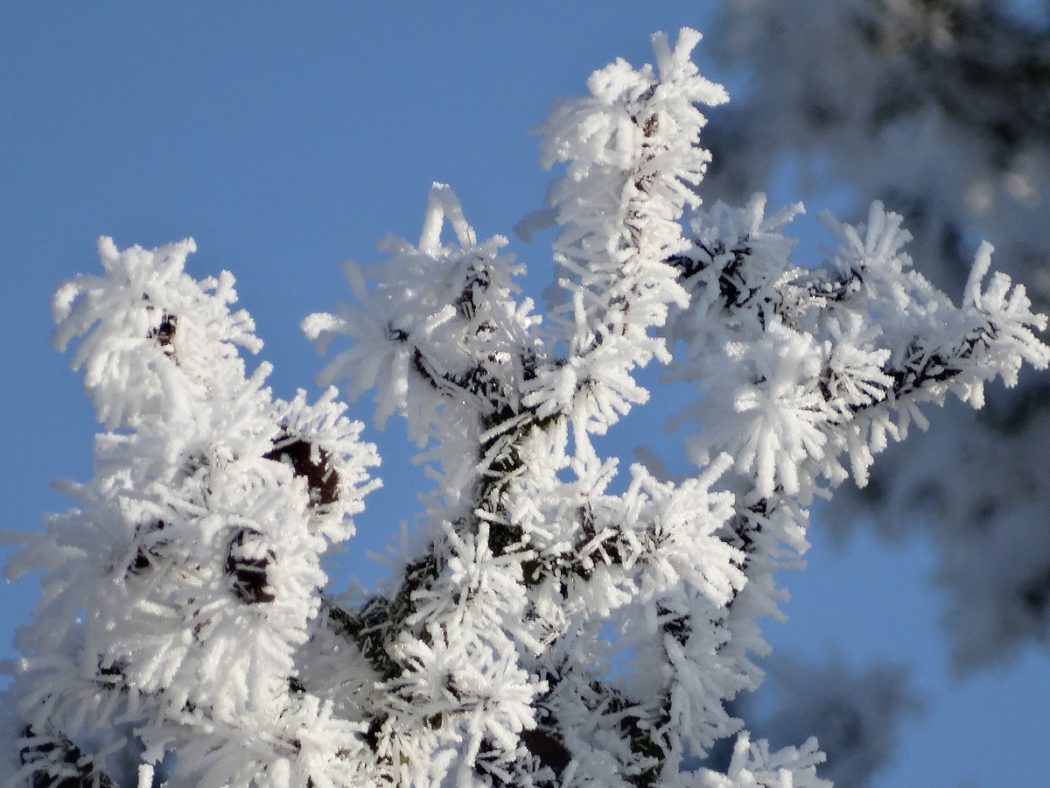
[2,4,1047,786]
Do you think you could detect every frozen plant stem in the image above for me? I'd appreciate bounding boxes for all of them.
[5,28,1048,788]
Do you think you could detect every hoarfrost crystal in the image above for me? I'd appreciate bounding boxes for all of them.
[4,26,1045,788]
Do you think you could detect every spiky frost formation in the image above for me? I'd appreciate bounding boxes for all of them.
[5,25,1048,788]
[706,0,1050,672]
[5,239,379,786]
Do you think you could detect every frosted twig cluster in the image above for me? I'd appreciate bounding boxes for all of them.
[707,0,1050,674]
[3,28,1046,787]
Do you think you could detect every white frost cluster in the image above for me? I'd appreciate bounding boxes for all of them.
[708,0,1050,672]
[5,240,379,785]
[672,196,1048,500]
[4,25,1047,788]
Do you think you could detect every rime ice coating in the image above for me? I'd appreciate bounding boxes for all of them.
[707,0,1050,675]
[6,26,1048,788]
[9,239,380,785]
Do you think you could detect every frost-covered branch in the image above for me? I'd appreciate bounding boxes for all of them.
[4,24,1047,788]
[4,239,380,785]
[705,0,1050,673]
[670,197,1048,499]
[662,197,1047,680]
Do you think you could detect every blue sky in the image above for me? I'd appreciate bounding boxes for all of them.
[2,4,1047,786]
